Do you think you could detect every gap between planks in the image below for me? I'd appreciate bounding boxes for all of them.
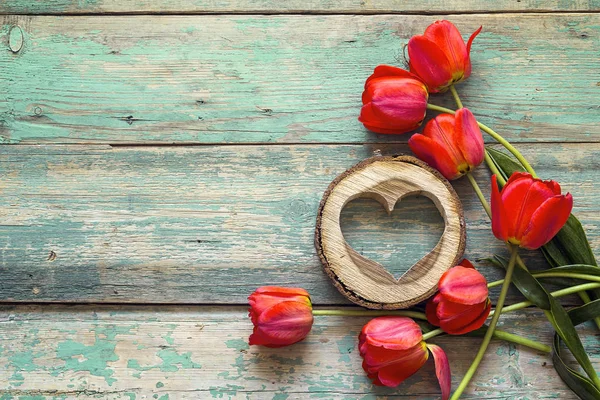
[0,140,598,148]
[1,10,600,16]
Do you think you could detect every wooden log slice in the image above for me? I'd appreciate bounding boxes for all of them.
[315,155,466,309]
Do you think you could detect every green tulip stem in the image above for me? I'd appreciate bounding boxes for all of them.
[449,85,463,109]
[422,328,444,341]
[311,309,427,319]
[466,172,491,219]
[484,150,507,186]
[426,103,537,178]
[313,309,550,353]
[422,327,549,353]
[426,103,455,114]
[450,246,519,400]
[494,282,600,314]
[491,330,550,353]
[488,272,600,288]
[533,272,600,282]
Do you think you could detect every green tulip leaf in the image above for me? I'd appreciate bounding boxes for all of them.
[493,255,551,310]
[546,264,600,278]
[486,147,525,182]
[553,336,600,400]
[485,255,507,271]
[567,299,600,326]
[553,300,600,400]
[493,254,599,385]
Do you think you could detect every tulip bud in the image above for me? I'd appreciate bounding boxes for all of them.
[359,65,429,134]
[426,260,491,335]
[408,108,484,180]
[248,286,314,347]
[359,316,451,399]
[491,172,573,250]
[408,20,482,93]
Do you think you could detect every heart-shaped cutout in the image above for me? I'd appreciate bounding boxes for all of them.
[340,195,444,281]
[315,155,466,309]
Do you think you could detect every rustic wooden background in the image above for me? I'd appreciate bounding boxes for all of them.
[1,1,599,398]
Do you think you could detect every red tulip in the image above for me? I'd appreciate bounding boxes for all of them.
[248,286,314,347]
[359,316,451,399]
[359,65,429,134]
[408,108,484,180]
[408,20,482,93]
[426,260,491,335]
[491,172,573,250]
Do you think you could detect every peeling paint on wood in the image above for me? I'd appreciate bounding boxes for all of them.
[0,306,596,398]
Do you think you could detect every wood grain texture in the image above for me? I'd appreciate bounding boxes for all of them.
[316,156,466,309]
[1,0,599,14]
[0,143,597,304]
[1,14,599,144]
[1,305,597,398]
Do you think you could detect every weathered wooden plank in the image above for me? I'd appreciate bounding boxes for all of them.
[0,305,596,398]
[1,0,599,14]
[0,143,597,304]
[1,14,598,144]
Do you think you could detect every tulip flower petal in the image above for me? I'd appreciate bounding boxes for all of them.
[438,265,488,305]
[464,26,482,78]
[491,174,509,242]
[455,108,484,169]
[362,342,426,369]
[423,20,468,78]
[366,65,421,86]
[520,193,574,250]
[512,181,558,240]
[361,317,423,350]
[253,286,310,297]
[370,81,428,119]
[408,134,460,180]
[459,259,474,269]
[359,103,421,134]
[408,35,453,92]
[438,299,491,335]
[250,301,313,347]
[428,344,452,400]
[359,77,428,134]
[370,343,429,387]
[504,171,532,187]
[249,286,311,320]
[426,293,442,326]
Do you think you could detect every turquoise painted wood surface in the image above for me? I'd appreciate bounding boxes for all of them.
[0,143,597,304]
[1,14,599,144]
[1,1,600,398]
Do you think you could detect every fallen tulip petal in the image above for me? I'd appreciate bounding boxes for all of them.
[428,344,452,400]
